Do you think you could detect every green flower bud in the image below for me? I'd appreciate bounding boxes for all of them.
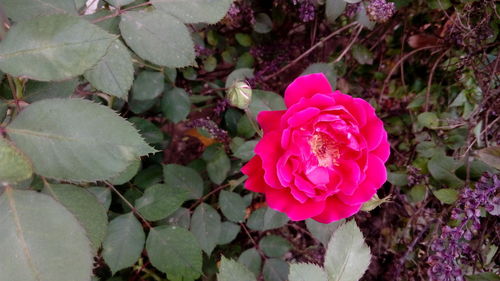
[227,81,252,110]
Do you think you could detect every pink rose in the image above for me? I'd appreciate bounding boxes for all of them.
[242,73,390,223]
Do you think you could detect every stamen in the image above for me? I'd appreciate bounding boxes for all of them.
[309,132,340,167]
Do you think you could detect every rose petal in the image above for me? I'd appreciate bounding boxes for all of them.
[242,156,267,193]
[277,153,294,187]
[255,131,283,188]
[284,73,333,108]
[361,117,384,150]
[337,181,377,205]
[257,110,285,133]
[287,107,321,127]
[305,166,330,185]
[312,196,361,223]
[365,154,387,187]
[335,160,361,195]
[266,188,326,221]
[371,131,390,162]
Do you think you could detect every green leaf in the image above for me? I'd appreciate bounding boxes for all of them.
[476,146,500,170]
[84,40,134,99]
[263,259,289,281]
[146,225,202,281]
[225,68,254,89]
[105,0,135,7]
[433,188,459,204]
[219,190,247,223]
[289,263,328,281]
[253,13,273,34]
[24,79,78,103]
[302,63,337,89]
[465,272,500,281]
[259,235,291,258]
[218,256,257,281]
[102,213,145,274]
[351,44,374,65]
[134,165,163,189]
[6,98,155,182]
[233,140,258,161]
[324,220,371,281]
[204,146,231,184]
[190,203,222,255]
[248,90,286,119]
[305,218,344,246]
[129,70,165,114]
[152,0,233,24]
[387,172,409,186]
[0,188,92,281]
[238,248,262,277]
[0,138,33,186]
[86,186,112,211]
[129,117,164,145]
[161,87,191,123]
[325,0,346,23]
[2,0,86,22]
[247,206,289,231]
[163,164,204,200]
[135,184,189,221]
[407,184,426,203]
[218,221,241,245]
[355,4,375,30]
[109,158,141,185]
[235,33,252,47]
[120,10,195,68]
[0,14,115,81]
[417,112,440,129]
[428,154,464,188]
[427,0,452,10]
[164,207,191,229]
[42,184,108,252]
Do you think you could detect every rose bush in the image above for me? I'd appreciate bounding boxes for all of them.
[242,73,390,223]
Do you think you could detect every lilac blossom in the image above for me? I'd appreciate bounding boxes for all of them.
[292,0,316,22]
[366,0,396,23]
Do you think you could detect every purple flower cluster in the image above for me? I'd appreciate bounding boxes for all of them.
[187,117,229,143]
[223,1,255,29]
[292,0,316,22]
[366,0,396,23]
[427,173,499,281]
[345,3,361,18]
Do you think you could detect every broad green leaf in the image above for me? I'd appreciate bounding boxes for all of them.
[161,87,191,123]
[351,44,374,65]
[164,207,191,229]
[84,40,133,99]
[248,90,286,119]
[146,226,202,281]
[417,112,439,129]
[235,33,252,47]
[263,259,289,281]
[325,0,346,23]
[289,263,328,281]
[190,203,222,255]
[0,14,115,81]
[433,188,459,204]
[135,184,189,221]
[120,10,195,68]
[129,70,165,113]
[152,0,234,24]
[134,165,163,189]
[102,213,145,274]
[218,221,241,244]
[204,146,231,184]
[325,220,371,281]
[306,219,344,246]
[219,190,247,223]
[476,146,500,170]
[428,0,452,10]
[109,158,141,185]
[238,248,262,277]
[24,79,78,103]
[43,184,108,252]
[86,186,112,211]
[259,235,291,258]
[428,154,464,188]
[0,138,32,186]
[105,0,135,7]
[302,63,337,89]
[217,256,256,281]
[163,164,204,199]
[387,172,409,186]
[253,13,273,34]
[0,188,92,281]
[233,140,257,161]
[247,206,289,231]
[408,184,426,203]
[6,98,155,181]
[129,117,164,145]
[2,0,86,22]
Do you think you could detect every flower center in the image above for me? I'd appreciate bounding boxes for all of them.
[309,132,340,167]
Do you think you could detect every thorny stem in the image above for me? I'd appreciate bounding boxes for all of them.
[239,222,267,259]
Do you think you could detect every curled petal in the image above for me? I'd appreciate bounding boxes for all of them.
[284,73,332,108]
[371,131,390,162]
[242,156,267,193]
[361,117,385,150]
[266,188,326,221]
[312,196,361,223]
[255,131,283,188]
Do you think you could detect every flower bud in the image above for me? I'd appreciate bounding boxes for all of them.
[227,81,252,110]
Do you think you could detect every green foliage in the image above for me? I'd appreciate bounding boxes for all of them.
[219,190,247,222]
[135,183,189,221]
[190,203,222,255]
[246,206,289,231]
[289,263,328,281]
[163,164,204,199]
[0,138,32,186]
[217,256,257,281]
[259,235,291,258]
[162,87,192,123]
[306,218,344,246]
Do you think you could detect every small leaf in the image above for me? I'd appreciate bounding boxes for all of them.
[325,220,371,281]
[356,4,375,30]
[6,98,155,182]
[102,213,145,274]
[289,263,328,281]
[161,87,191,123]
[152,0,234,24]
[232,140,257,161]
[253,13,273,34]
[135,184,189,221]
[263,259,289,281]
[433,188,459,205]
[219,190,247,223]
[0,188,93,281]
[259,235,291,258]
[190,203,222,255]
[0,137,33,186]
[465,272,500,281]
[0,14,115,81]
[428,154,464,188]
[120,10,195,68]
[417,112,440,129]
[247,206,289,231]
[204,146,231,185]
[248,90,286,120]
[407,184,427,203]
[129,70,165,114]
[325,0,346,23]
[225,68,255,89]
[238,248,262,277]
[218,221,241,245]
[146,225,202,281]
[24,79,78,103]
[351,44,374,65]
[476,146,500,170]
[305,219,344,246]
[163,164,204,200]
[218,256,256,281]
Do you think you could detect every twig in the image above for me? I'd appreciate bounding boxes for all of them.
[240,222,267,259]
[333,24,363,64]
[189,183,229,211]
[424,49,449,112]
[462,115,500,156]
[263,22,359,81]
[103,181,152,228]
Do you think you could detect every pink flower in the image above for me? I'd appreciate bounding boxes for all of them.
[241,73,390,223]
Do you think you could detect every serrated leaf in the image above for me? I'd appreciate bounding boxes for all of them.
[120,10,195,68]
[146,225,202,281]
[24,79,78,103]
[6,98,155,182]
[152,0,234,24]
[205,147,231,184]
[476,146,500,170]
[433,188,459,204]
[102,213,145,274]
[238,248,262,277]
[325,220,371,281]
[86,186,112,211]
[218,256,256,281]
[218,221,241,244]
[2,0,86,22]
[85,40,133,99]
[0,138,33,186]
[190,203,222,255]
[163,164,204,200]
[135,184,189,221]
[263,259,289,281]
[43,184,108,252]
[0,14,115,81]
[161,87,191,123]
[247,206,289,231]
[233,140,258,161]
[417,112,439,129]
[325,0,346,24]
[164,207,191,229]
[305,218,344,246]
[289,263,328,281]
[129,117,164,145]
[219,190,247,223]
[0,188,93,281]
[259,235,291,258]
[428,154,464,188]
[109,158,141,185]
